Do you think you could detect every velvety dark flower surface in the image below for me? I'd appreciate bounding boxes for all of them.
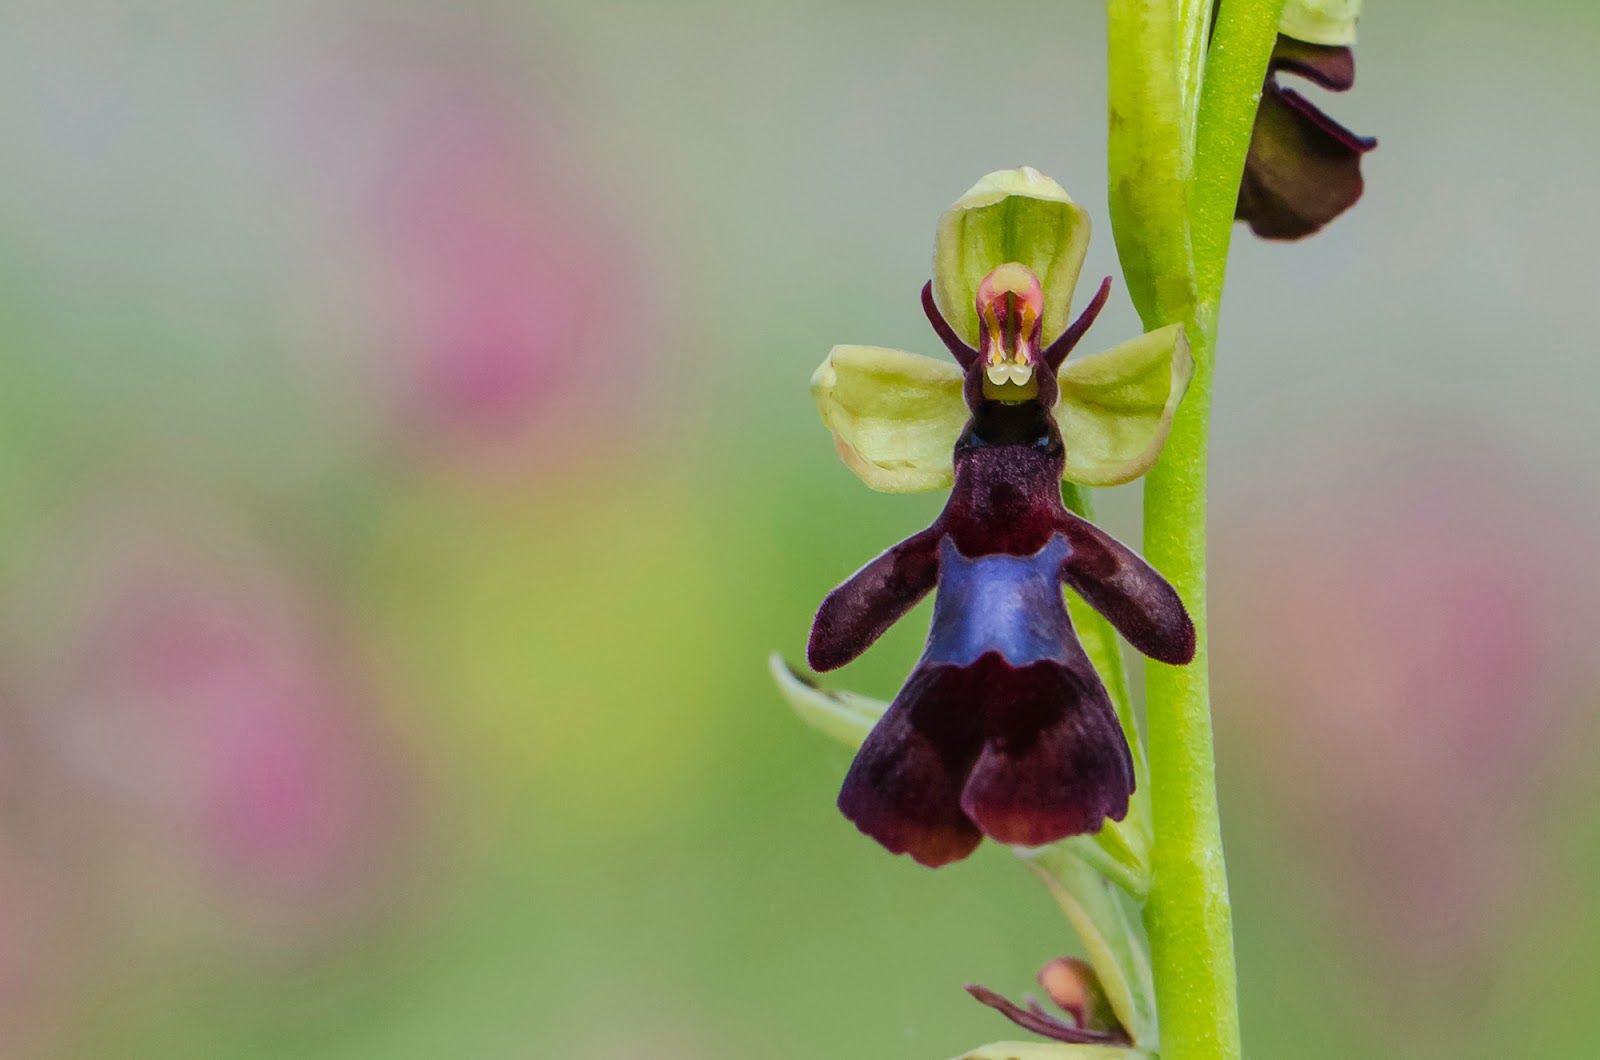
[1236,35,1377,240]
[805,213,1195,864]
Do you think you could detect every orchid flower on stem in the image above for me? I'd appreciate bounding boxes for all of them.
[772,1,1372,1057]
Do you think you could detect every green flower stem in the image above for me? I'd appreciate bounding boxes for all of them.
[1192,0,1289,303]
[1138,321,1234,1060]
[1105,0,1286,1057]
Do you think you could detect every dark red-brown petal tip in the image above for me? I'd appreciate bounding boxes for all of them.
[1270,36,1357,91]
[964,983,1129,1046]
[1237,80,1376,241]
[836,664,985,867]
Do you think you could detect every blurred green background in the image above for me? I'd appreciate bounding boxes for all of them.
[2,1,1598,1056]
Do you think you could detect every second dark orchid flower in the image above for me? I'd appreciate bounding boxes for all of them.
[1237,0,1377,240]
[784,169,1196,867]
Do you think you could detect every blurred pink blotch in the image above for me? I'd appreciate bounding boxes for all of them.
[2,501,417,957]
[1215,453,1600,971]
[284,26,663,473]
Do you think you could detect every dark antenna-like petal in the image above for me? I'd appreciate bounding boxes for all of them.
[1042,275,1113,370]
[964,984,1129,1046]
[1271,35,1357,90]
[921,281,979,369]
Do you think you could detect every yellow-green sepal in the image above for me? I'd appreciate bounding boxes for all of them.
[1280,0,1361,45]
[1056,324,1192,487]
[934,167,1092,348]
[810,344,963,493]
[810,326,1190,494]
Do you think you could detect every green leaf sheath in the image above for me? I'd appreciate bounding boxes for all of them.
[1029,845,1159,1047]
[1060,481,1151,871]
[1105,0,1197,327]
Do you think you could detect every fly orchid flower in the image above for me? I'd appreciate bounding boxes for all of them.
[1237,0,1377,240]
[785,168,1196,867]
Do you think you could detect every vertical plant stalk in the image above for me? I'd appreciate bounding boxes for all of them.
[1192,0,1288,300]
[1139,316,1235,1060]
[1106,0,1285,1056]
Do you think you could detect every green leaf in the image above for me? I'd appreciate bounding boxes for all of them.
[1055,834,1149,900]
[1057,324,1192,487]
[768,654,885,747]
[934,167,1092,348]
[1060,484,1152,890]
[1024,847,1158,1047]
[810,344,964,493]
